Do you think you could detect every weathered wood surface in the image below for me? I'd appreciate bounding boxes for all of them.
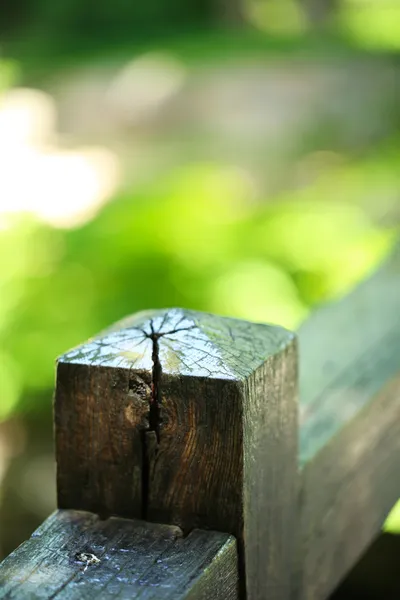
[0,509,239,599]
[297,247,400,600]
[55,309,297,600]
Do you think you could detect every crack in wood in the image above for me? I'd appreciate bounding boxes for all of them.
[140,319,197,519]
[149,319,163,444]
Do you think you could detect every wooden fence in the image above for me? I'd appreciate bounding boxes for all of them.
[0,247,399,600]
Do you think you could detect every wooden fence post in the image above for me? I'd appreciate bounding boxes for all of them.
[55,308,299,600]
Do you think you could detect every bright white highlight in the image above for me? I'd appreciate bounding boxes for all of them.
[0,88,120,229]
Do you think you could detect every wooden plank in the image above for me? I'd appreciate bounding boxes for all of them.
[0,509,239,600]
[55,309,298,600]
[296,247,400,600]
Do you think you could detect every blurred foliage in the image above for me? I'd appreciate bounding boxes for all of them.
[2,0,400,48]
[384,500,400,535]
[340,0,400,50]
[2,0,400,80]
[0,59,20,93]
[0,0,214,39]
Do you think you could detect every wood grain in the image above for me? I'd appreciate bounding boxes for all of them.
[55,309,298,600]
[296,247,400,600]
[0,509,238,599]
[56,363,152,519]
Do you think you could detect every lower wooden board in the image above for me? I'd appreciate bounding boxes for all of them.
[0,510,239,600]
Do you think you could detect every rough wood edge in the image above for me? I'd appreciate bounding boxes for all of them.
[0,509,239,600]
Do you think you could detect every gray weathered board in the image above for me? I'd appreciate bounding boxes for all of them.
[0,247,399,600]
[296,245,400,600]
[0,510,238,599]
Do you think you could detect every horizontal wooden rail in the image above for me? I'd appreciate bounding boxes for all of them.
[296,245,400,600]
[0,246,399,600]
[0,510,238,599]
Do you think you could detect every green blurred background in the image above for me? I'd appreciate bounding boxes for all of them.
[0,0,399,586]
